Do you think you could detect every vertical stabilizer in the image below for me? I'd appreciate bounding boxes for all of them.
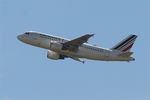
[111,34,137,52]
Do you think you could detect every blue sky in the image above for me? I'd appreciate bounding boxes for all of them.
[0,0,150,100]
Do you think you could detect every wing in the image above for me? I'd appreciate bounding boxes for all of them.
[62,34,94,51]
[70,57,85,64]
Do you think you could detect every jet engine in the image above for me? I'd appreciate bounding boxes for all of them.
[47,50,64,60]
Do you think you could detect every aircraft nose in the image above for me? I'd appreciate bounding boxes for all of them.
[17,35,24,41]
[17,35,21,40]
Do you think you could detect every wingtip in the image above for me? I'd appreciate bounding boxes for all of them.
[87,34,95,36]
[82,61,85,64]
[91,34,95,36]
[89,34,95,37]
[130,34,138,38]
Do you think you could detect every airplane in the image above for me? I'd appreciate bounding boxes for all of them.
[17,31,137,63]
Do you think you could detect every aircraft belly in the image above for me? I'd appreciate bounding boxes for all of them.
[47,45,133,61]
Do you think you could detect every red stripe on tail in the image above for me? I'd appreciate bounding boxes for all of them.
[122,44,133,52]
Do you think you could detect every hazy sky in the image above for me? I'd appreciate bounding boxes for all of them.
[0,0,150,100]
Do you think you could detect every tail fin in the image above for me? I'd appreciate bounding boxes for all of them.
[111,34,137,52]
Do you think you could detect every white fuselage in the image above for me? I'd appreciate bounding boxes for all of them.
[17,31,134,61]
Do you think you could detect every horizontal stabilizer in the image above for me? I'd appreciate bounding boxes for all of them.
[118,52,133,57]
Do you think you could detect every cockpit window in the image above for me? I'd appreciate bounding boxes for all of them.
[25,32,29,35]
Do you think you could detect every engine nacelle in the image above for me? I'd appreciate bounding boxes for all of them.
[50,41,63,51]
[47,50,64,60]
